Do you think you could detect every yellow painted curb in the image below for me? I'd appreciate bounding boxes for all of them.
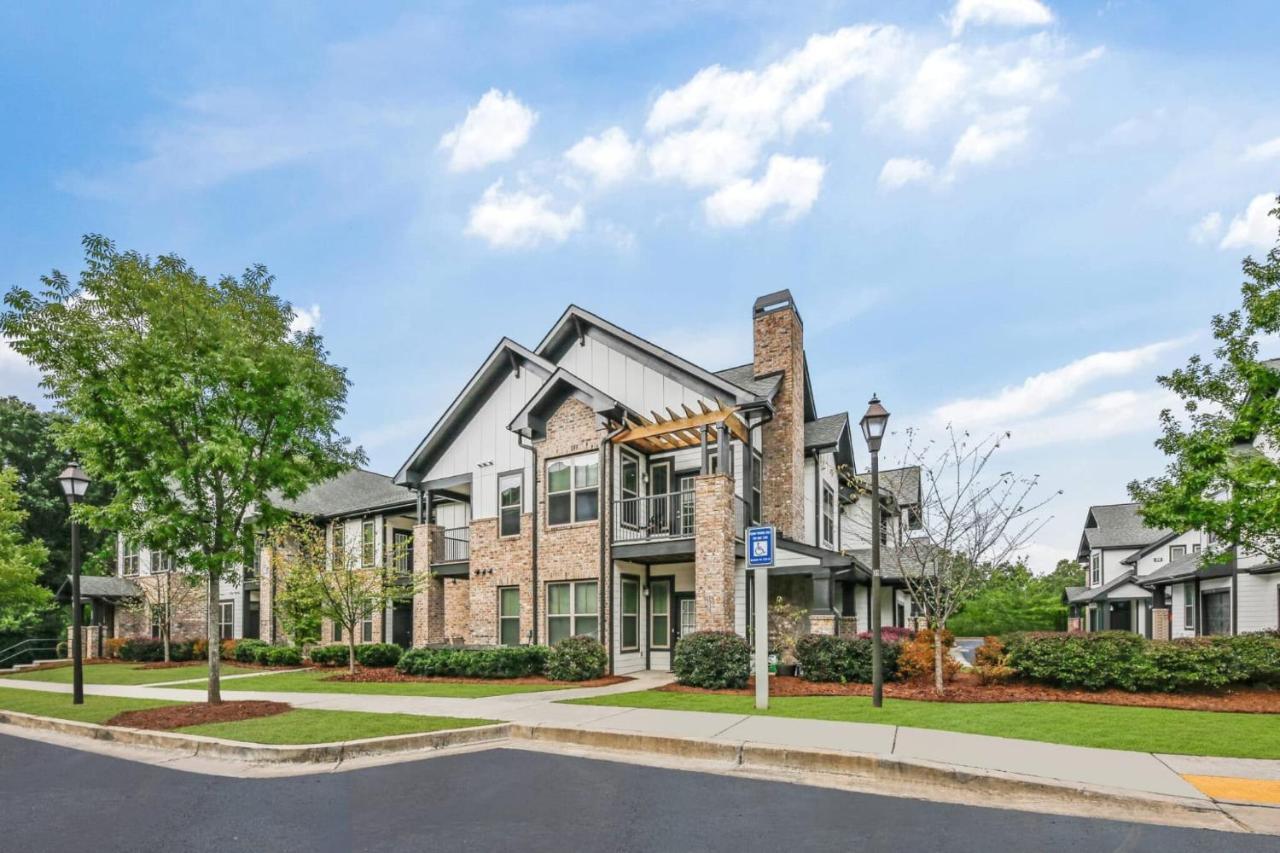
[1183,775,1280,806]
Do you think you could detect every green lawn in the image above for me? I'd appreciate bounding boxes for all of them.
[170,667,575,698]
[0,685,178,724]
[3,662,257,686]
[177,709,495,744]
[568,691,1280,759]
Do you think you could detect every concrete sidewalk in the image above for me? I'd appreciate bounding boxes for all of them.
[3,673,1278,827]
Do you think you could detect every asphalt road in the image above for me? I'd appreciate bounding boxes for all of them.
[0,734,1267,853]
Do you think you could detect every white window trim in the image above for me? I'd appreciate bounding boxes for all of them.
[821,484,836,547]
[498,471,523,538]
[546,453,600,527]
[361,518,377,567]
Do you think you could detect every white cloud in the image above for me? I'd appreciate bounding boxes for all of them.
[888,45,971,132]
[564,127,641,186]
[1189,211,1223,245]
[984,57,1049,99]
[703,155,825,227]
[289,304,322,335]
[1243,137,1280,162]
[0,338,42,403]
[950,0,1055,37]
[465,180,584,248]
[439,89,537,172]
[948,108,1030,168]
[933,337,1189,428]
[645,25,902,187]
[999,388,1176,451]
[878,157,935,190]
[1219,193,1278,252]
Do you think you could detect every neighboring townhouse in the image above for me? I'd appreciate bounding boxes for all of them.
[392,290,917,674]
[100,468,418,648]
[1066,503,1280,637]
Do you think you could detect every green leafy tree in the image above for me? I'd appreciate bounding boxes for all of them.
[0,467,52,632]
[2,236,362,702]
[0,396,114,589]
[948,559,1079,636]
[1130,197,1280,562]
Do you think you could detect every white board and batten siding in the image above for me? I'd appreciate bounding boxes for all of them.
[424,366,547,520]
[556,334,719,419]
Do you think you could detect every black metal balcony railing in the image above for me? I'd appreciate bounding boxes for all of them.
[614,491,696,543]
[441,527,470,562]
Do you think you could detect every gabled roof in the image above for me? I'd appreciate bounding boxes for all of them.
[395,338,554,485]
[509,368,636,440]
[275,468,414,519]
[805,412,855,470]
[877,466,922,508]
[1120,529,1183,565]
[1077,502,1171,558]
[536,305,760,405]
[1064,569,1151,603]
[715,363,781,400]
[1135,552,1234,586]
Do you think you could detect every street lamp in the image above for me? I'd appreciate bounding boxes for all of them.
[58,462,90,706]
[859,396,890,708]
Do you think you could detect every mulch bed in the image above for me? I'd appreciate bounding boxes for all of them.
[104,701,292,731]
[319,666,632,689]
[658,674,1280,713]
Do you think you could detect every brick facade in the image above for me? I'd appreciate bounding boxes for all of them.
[753,302,806,539]
[693,472,735,631]
[112,573,209,641]
[413,523,445,645]
[1152,607,1170,642]
[466,515,534,645]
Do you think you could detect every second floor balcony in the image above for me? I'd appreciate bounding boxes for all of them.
[440,526,470,563]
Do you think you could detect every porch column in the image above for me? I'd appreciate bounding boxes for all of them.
[412,521,445,646]
[693,472,735,632]
[716,423,732,478]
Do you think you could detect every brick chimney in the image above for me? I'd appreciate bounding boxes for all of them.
[753,290,806,539]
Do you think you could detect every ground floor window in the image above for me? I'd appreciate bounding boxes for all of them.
[499,586,521,646]
[620,576,639,651]
[1182,582,1195,631]
[333,621,343,643]
[547,581,597,645]
[218,600,234,640]
[361,614,374,643]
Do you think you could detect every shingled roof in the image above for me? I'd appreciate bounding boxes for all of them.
[714,363,782,400]
[1077,502,1171,558]
[877,466,922,508]
[274,469,415,519]
[804,413,849,449]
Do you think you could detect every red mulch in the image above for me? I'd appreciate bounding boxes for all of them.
[104,701,292,731]
[319,666,632,689]
[658,674,1280,713]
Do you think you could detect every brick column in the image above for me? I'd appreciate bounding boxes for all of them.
[258,544,275,642]
[808,614,836,635]
[694,472,736,632]
[412,523,446,646]
[1152,608,1170,642]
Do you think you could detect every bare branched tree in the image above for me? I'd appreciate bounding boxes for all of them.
[849,425,1057,694]
[123,556,206,663]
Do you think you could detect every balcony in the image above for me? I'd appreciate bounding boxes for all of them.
[615,491,696,544]
[441,526,470,563]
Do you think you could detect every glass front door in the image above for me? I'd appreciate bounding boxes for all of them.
[649,461,671,534]
[673,593,696,646]
[677,474,695,536]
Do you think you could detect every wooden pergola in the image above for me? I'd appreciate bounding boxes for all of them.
[611,399,749,454]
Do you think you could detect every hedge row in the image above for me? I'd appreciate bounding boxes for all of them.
[308,643,403,668]
[117,637,199,662]
[397,645,550,679]
[232,639,303,667]
[1004,631,1280,692]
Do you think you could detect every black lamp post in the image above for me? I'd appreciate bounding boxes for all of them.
[58,462,90,705]
[859,396,890,709]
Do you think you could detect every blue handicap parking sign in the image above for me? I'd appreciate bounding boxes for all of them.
[747,525,775,568]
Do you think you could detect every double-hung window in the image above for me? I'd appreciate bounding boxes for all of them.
[121,541,140,576]
[547,581,598,644]
[821,485,836,547]
[1091,554,1100,586]
[547,454,599,526]
[218,600,234,640]
[620,577,639,651]
[498,586,521,645]
[333,523,347,569]
[361,614,374,643]
[361,519,376,567]
[1183,582,1196,631]
[499,473,522,537]
[152,550,175,574]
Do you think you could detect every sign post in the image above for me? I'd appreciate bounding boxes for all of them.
[747,525,775,711]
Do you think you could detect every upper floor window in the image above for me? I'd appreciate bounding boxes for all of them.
[152,550,176,574]
[821,485,835,547]
[1091,553,1100,585]
[1170,544,1187,561]
[392,529,413,573]
[361,519,376,567]
[1192,543,1201,554]
[547,453,599,526]
[499,472,522,537]
[333,522,347,568]
[121,541,140,576]
[750,451,763,525]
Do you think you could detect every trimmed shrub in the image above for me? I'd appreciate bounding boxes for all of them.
[262,645,302,667]
[897,628,961,683]
[1005,631,1151,691]
[308,644,350,667]
[396,645,550,679]
[355,643,403,669]
[118,638,164,662]
[233,639,270,663]
[546,636,607,681]
[672,631,751,689]
[795,633,901,683]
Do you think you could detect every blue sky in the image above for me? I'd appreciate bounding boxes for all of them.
[2,0,1278,568]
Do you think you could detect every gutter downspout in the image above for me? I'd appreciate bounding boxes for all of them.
[518,434,539,645]
[600,421,626,675]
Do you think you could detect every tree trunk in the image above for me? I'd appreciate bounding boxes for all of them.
[162,622,170,664]
[933,628,945,696]
[348,636,356,674]
[207,577,221,705]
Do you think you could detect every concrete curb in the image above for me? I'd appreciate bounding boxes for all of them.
[0,710,510,763]
[512,723,1230,827]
